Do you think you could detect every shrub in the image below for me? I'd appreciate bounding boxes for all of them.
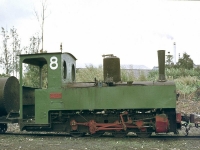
[76,64,103,82]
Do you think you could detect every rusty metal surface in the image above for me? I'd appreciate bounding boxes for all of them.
[103,55,121,82]
[157,50,166,81]
[0,76,19,116]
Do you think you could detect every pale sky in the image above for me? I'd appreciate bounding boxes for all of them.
[1,0,200,69]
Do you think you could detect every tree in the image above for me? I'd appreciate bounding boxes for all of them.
[1,27,22,77]
[29,33,41,54]
[165,52,174,68]
[0,27,12,75]
[34,0,50,52]
[177,52,193,69]
[10,26,21,76]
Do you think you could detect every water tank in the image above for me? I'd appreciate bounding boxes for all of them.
[103,54,121,83]
[0,76,19,116]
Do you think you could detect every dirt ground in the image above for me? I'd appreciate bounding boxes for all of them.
[1,133,200,150]
[1,98,200,150]
[176,98,200,115]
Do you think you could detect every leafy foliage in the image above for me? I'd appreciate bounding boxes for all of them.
[0,27,24,77]
[147,70,158,81]
[76,64,103,82]
[10,27,21,76]
[166,68,200,79]
[165,52,174,69]
[0,27,15,75]
[23,64,48,88]
[76,65,149,82]
[174,76,200,100]
[165,52,194,70]
[121,65,136,81]
[176,52,193,69]
[137,70,147,81]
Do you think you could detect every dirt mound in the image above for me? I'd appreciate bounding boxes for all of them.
[177,99,200,114]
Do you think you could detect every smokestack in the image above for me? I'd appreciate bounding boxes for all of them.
[174,42,176,64]
[157,50,166,82]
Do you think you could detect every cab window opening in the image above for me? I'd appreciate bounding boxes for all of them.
[22,57,48,88]
[63,61,67,79]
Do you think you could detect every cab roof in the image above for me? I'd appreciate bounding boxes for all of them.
[19,52,77,66]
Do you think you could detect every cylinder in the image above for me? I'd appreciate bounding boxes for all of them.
[0,76,19,116]
[103,55,121,83]
[157,50,166,81]
[190,114,195,123]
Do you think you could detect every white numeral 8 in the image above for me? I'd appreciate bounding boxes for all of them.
[50,56,58,70]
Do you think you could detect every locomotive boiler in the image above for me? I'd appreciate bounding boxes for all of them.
[0,50,182,137]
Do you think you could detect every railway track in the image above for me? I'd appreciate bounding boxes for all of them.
[4,123,200,139]
[2,131,200,140]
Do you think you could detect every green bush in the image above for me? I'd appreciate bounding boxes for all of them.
[120,65,136,82]
[76,64,103,82]
[174,76,200,99]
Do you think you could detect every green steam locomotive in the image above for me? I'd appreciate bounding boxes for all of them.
[0,50,182,137]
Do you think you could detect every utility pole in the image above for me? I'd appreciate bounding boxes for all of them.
[173,42,176,64]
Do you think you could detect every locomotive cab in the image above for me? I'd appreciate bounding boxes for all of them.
[19,52,76,129]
